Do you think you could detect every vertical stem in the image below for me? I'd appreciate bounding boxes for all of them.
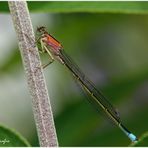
[8,1,58,147]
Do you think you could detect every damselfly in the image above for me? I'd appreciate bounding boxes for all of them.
[36,26,138,142]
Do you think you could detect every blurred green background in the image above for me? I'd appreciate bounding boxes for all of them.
[0,1,148,146]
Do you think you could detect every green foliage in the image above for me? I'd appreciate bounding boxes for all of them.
[1,2,148,14]
[28,2,148,14]
[129,131,148,146]
[0,2,9,12]
[0,124,31,147]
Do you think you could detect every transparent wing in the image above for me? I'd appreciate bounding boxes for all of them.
[59,50,121,123]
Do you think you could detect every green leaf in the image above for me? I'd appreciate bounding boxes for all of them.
[28,2,148,14]
[0,124,31,147]
[129,131,148,146]
[0,2,9,12]
[1,2,148,14]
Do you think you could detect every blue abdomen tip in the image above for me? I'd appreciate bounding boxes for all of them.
[129,133,138,142]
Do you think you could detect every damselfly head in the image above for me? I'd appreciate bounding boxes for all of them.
[37,26,47,34]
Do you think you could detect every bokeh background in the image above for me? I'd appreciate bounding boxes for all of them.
[0,1,148,146]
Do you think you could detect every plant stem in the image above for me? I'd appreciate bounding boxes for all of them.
[8,1,58,147]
